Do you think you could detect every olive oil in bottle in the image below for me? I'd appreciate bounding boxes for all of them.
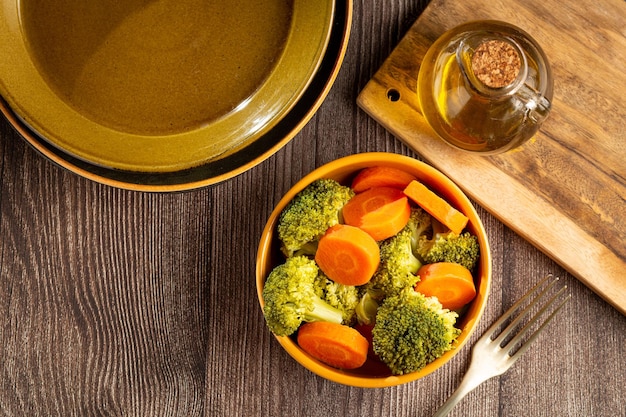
[417,21,553,154]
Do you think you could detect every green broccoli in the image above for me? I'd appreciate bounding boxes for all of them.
[416,231,480,271]
[262,256,344,336]
[277,178,355,257]
[314,272,360,325]
[405,206,433,253]
[372,288,460,375]
[364,227,421,299]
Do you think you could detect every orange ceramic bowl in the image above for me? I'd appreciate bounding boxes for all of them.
[255,152,492,387]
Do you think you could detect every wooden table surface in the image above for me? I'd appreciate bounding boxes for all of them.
[1,1,624,416]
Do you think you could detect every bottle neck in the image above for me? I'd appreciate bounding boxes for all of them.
[456,33,551,124]
[457,34,528,98]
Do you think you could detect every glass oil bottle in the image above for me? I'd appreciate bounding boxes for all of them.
[417,21,554,154]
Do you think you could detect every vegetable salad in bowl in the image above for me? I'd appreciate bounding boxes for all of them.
[256,153,491,387]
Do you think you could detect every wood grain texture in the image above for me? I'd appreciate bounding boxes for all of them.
[1,1,625,417]
[357,0,626,314]
[0,133,209,415]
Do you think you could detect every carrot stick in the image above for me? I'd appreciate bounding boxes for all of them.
[315,224,380,286]
[403,180,468,235]
[297,322,369,369]
[342,186,411,241]
[415,262,476,310]
[351,166,418,193]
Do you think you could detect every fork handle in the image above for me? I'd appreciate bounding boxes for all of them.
[431,366,488,417]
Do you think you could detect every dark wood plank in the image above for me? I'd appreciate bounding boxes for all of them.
[0,139,209,414]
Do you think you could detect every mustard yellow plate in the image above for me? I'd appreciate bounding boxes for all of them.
[0,0,339,185]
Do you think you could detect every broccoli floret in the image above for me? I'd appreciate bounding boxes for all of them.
[277,179,355,257]
[262,256,344,336]
[405,207,433,253]
[417,231,479,271]
[314,272,360,325]
[372,289,460,375]
[364,227,421,299]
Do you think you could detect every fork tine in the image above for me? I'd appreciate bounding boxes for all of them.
[494,275,559,346]
[491,275,559,346]
[507,288,570,363]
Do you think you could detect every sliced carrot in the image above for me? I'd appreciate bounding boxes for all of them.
[403,180,468,235]
[415,262,476,310]
[342,186,411,241]
[297,322,369,369]
[351,166,418,193]
[315,224,380,286]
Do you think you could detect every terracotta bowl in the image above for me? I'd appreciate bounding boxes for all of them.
[256,152,492,388]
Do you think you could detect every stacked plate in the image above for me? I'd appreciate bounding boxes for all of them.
[0,0,352,191]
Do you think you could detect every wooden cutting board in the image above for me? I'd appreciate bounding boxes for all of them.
[357,0,626,314]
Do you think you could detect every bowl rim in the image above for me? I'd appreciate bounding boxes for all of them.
[256,152,492,388]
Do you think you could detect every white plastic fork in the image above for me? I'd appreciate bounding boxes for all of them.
[432,275,571,417]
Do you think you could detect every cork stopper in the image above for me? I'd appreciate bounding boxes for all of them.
[471,39,521,88]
